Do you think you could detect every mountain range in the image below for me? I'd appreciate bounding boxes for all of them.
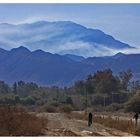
[0,46,140,86]
[0,21,134,57]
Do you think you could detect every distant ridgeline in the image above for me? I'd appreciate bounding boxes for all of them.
[0,46,140,86]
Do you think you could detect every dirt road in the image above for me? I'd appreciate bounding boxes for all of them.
[37,112,134,136]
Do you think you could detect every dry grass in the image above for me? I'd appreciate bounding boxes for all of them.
[93,115,136,134]
[65,111,140,136]
[65,111,87,121]
[0,105,47,136]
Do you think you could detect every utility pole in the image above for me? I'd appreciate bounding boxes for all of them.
[119,93,121,104]
[85,86,88,112]
[111,92,114,104]
[103,95,106,108]
[56,87,59,102]
[103,94,108,112]
[112,92,120,104]
[84,84,88,113]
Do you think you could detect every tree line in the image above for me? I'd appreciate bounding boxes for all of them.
[0,69,140,112]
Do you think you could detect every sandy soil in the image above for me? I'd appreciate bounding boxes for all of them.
[37,112,134,136]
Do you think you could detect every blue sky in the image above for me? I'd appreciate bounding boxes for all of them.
[0,4,140,47]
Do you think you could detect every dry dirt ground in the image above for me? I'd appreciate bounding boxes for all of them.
[37,112,135,136]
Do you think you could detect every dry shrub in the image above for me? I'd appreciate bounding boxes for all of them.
[59,104,73,113]
[94,115,135,134]
[0,105,47,136]
[67,111,87,120]
[135,128,140,136]
[36,104,57,113]
[43,105,57,113]
[74,112,86,120]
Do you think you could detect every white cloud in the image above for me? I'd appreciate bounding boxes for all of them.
[0,20,139,57]
[119,47,140,54]
[15,16,48,24]
[57,41,126,57]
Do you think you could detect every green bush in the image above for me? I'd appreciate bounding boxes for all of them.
[49,101,60,107]
[66,97,73,105]
[92,94,104,106]
[92,105,105,112]
[105,103,123,112]
[21,97,36,106]
[125,94,140,112]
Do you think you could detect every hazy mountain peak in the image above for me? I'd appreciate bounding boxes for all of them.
[11,46,31,53]
[0,23,16,28]
[0,20,135,57]
[32,49,52,56]
[0,47,8,55]
[113,52,126,59]
[115,52,125,55]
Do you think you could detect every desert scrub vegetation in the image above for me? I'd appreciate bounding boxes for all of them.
[0,105,47,136]
[65,111,87,120]
[59,104,73,113]
[93,115,138,135]
[37,104,58,113]
[36,102,73,113]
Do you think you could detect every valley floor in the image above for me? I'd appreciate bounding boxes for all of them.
[37,112,136,136]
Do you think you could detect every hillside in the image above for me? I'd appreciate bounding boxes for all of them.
[83,52,140,80]
[1,46,140,86]
[0,46,91,86]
